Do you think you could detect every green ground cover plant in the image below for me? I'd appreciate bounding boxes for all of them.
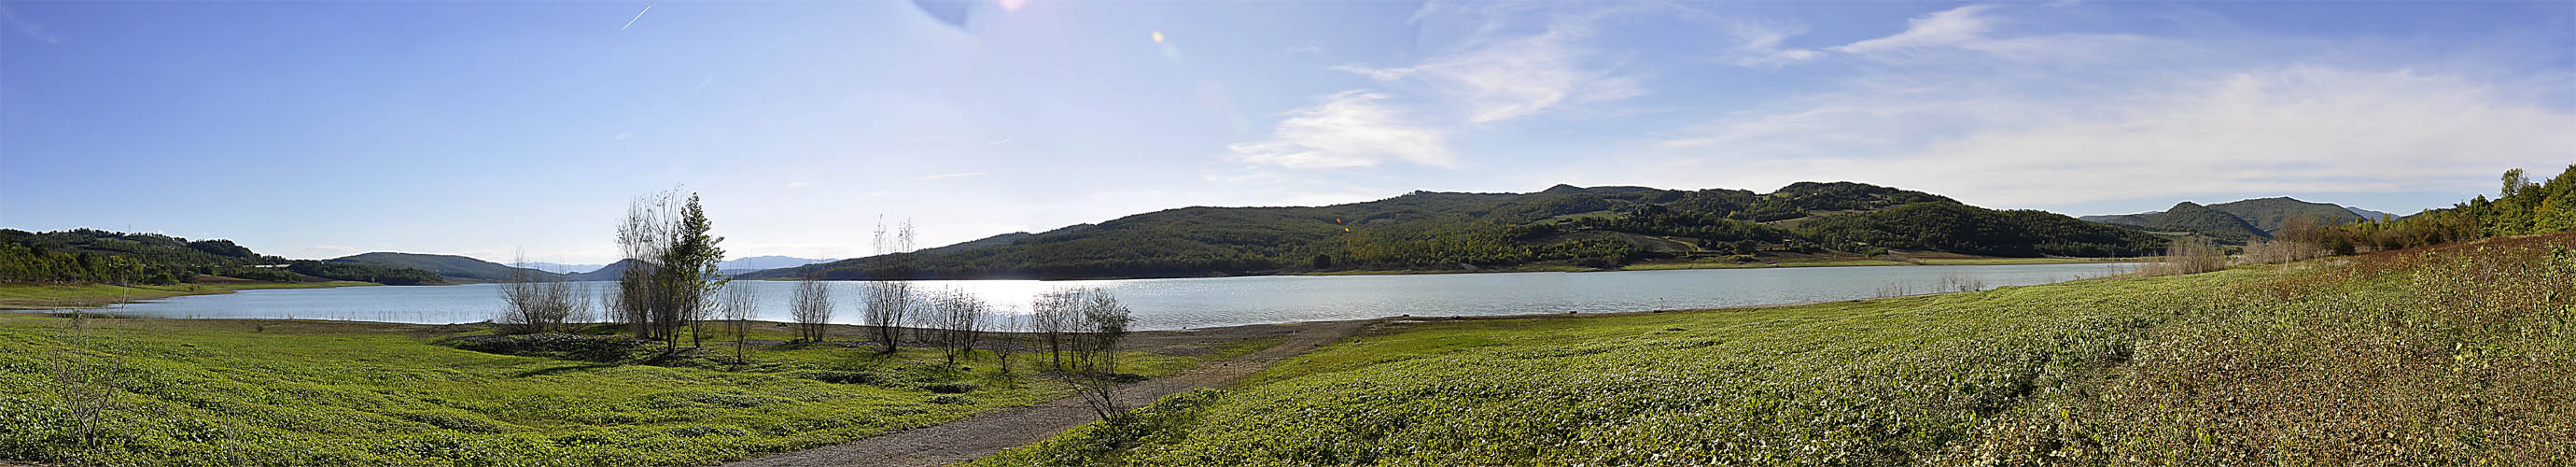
[0,318,1268,466]
[975,234,2576,466]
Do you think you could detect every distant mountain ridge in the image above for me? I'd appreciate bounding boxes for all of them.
[743,181,2166,281]
[2083,196,2381,242]
[718,256,836,274]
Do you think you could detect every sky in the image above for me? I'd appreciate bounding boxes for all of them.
[3,0,2572,264]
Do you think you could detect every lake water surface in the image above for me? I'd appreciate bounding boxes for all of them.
[103,263,2128,331]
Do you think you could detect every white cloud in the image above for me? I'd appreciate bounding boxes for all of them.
[1334,14,1640,123]
[0,6,60,44]
[784,181,810,188]
[1833,5,1998,54]
[1719,20,1824,66]
[1227,91,1453,169]
[1645,66,2576,207]
[917,172,988,180]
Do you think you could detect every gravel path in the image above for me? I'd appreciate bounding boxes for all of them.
[719,318,1379,467]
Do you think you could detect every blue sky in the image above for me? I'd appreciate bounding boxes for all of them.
[4,0,2571,264]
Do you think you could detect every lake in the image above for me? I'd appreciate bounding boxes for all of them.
[100,263,2129,331]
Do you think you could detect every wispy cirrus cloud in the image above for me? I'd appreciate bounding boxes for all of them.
[1335,11,1640,124]
[1231,4,1639,172]
[1831,5,1997,54]
[1227,91,1452,170]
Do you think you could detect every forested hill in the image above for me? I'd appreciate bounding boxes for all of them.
[326,252,563,282]
[743,181,2167,281]
[0,229,447,285]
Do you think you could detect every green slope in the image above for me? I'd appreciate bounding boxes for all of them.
[327,252,559,282]
[973,233,2576,466]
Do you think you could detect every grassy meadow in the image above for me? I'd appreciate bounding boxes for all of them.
[976,234,2576,466]
[0,318,1273,466]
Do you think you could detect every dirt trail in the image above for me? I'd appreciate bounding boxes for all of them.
[720,318,1379,467]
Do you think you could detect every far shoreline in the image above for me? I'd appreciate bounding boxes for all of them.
[732,255,2153,282]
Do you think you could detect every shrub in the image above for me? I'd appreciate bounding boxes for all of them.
[2140,238,2226,276]
[920,382,979,394]
[2238,238,2328,264]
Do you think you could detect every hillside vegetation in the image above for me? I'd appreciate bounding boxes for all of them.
[328,252,562,283]
[750,182,2163,280]
[2204,197,2373,232]
[975,233,2576,466]
[2084,197,2375,244]
[2085,202,2271,243]
[2299,165,2576,255]
[0,229,441,286]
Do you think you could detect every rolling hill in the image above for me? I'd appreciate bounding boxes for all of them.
[2081,202,2271,242]
[2084,196,2384,243]
[326,252,562,282]
[2205,197,2367,233]
[0,229,447,285]
[742,181,2165,281]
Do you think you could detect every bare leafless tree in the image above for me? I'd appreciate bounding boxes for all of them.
[862,217,920,353]
[1029,287,1080,367]
[1051,287,1134,420]
[991,305,1024,383]
[719,281,762,362]
[53,272,129,448]
[926,287,989,365]
[790,276,833,342]
[500,252,591,333]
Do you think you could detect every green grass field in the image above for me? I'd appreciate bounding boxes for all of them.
[0,318,1272,466]
[0,281,375,309]
[975,234,2576,466]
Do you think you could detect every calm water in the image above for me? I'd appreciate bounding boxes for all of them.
[102,263,2127,331]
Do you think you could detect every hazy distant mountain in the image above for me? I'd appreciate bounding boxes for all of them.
[2345,206,2399,221]
[742,181,2165,281]
[567,259,646,281]
[328,252,563,282]
[519,262,607,274]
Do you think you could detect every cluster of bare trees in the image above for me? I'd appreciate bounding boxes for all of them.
[862,219,919,354]
[925,287,996,364]
[499,252,592,333]
[483,194,1141,423]
[611,191,729,346]
[1029,287,1135,418]
[789,276,833,342]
